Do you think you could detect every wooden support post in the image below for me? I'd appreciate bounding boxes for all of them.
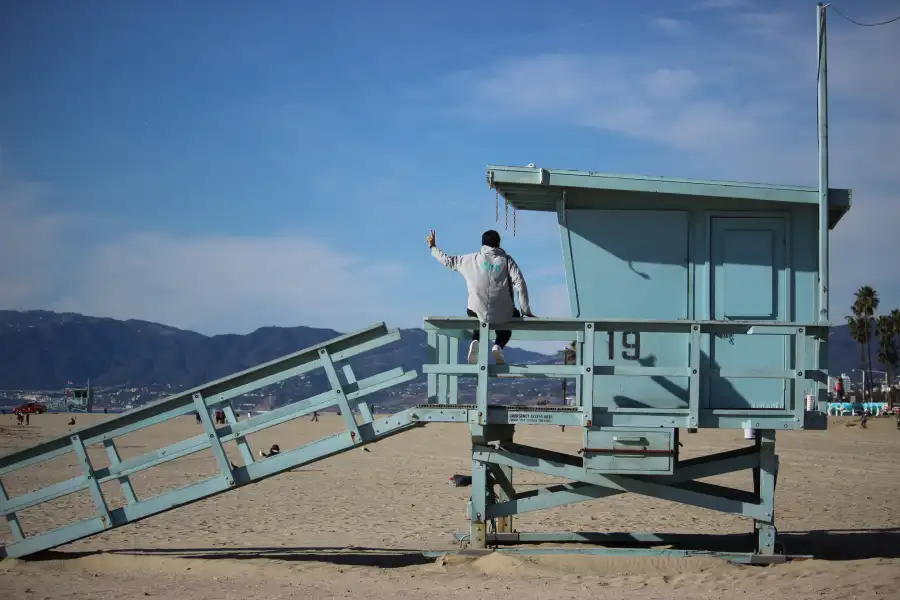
[754,430,777,554]
[470,458,488,549]
[493,464,514,533]
[491,425,515,534]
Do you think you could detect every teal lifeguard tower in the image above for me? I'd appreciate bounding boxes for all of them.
[417,162,849,560]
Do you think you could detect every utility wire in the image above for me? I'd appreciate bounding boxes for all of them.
[826,4,900,27]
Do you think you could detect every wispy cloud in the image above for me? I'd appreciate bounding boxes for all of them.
[0,168,410,335]
[440,52,787,158]
[692,0,755,9]
[651,17,693,35]
[430,5,900,311]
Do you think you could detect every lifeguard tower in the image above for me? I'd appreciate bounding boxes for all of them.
[64,381,94,413]
[417,163,850,561]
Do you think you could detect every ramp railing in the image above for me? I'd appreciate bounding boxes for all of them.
[0,322,420,559]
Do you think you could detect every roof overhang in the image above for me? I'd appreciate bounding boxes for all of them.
[486,165,851,229]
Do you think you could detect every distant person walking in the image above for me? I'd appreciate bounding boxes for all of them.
[426,228,536,364]
[834,377,844,401]
[311,411,319,422]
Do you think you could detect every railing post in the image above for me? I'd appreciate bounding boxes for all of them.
[71,434,112,529]
[192,393,235,486]
[475,319,491,417]
[319,348,362,442]
[102,439,138,504]
[341,364,374,424]
[689,324,701,429]
[581,323,595,425]
[794,327,808,424]
[0,478,24,541]
[427,331,439,404]
[448,336,460,404]
[437,334,450,405]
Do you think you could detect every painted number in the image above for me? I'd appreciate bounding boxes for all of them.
[607,332,641,361]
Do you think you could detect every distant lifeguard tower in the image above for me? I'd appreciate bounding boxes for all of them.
[64,381,94,413]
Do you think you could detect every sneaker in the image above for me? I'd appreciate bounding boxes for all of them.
[492,344,505,365]
[467,340,479,364]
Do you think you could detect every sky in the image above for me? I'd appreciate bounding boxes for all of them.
[1,0,899,355]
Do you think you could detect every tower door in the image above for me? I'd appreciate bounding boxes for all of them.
[708,216,790,409]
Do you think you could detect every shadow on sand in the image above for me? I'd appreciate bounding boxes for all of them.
[23,545,436,568]
[20,528,900,567]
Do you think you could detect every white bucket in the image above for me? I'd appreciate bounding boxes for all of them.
[743,428,757,440]
[805,394,816,411]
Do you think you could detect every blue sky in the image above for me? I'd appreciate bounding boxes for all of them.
[1,0,899,353]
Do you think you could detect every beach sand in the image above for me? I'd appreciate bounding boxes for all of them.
[1,411,898,599]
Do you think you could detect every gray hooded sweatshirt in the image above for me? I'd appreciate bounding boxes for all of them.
[431,245,532,324]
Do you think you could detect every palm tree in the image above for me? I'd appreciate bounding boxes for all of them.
[885,310,900,405]
[848,286,879,398]
[875,315,898,384]
[891,309,900,346]
[846,313,870,395]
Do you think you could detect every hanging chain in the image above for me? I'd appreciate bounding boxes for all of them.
[487,170,515,235]
[505,196,509,230]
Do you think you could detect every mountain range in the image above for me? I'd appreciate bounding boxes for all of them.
[0,310,552,391]
[0,310,883,393]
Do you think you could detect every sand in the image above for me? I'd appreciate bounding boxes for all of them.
[1,411,898,599]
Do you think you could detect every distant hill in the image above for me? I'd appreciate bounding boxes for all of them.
[0,310,881,396]
[0,310,552,390]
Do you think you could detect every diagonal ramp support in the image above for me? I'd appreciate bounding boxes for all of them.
[0,322,421,559]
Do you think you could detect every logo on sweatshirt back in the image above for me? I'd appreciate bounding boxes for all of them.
[480,260,502,274]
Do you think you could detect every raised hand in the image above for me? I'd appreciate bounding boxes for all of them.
[426,229,436,248]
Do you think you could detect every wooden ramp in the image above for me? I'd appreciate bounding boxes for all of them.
[0,322,421,559]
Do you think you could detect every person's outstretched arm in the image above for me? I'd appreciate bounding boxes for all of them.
[426,229,461,271]
[508,256,535,317]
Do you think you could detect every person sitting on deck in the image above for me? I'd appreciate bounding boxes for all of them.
[426,228,535,365]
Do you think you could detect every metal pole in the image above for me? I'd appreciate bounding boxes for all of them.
[816,3,830,324]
